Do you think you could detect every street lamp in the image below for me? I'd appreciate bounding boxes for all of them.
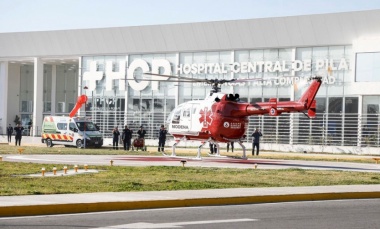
[83,86,88,149]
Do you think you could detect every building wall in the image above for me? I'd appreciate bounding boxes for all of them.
[1,10,380,58]
[7,63,21,129]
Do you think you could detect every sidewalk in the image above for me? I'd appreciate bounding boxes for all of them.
[2,185,380,217]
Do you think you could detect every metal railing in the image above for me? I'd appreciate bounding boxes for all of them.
[2,113,379,148]
[248,113,380,147]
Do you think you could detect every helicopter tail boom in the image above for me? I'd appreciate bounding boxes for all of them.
[228,76,322,117]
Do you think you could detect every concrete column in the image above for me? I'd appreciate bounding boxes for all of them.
[175,53,179,107]
[78,57,83,116]
[51,65,57,115]
[0,62,8,134]
[357,95,363,147]
[124,55,129,126]
[230,50,234,94]
[289,48,297,145]
[32,58,44,136]
[7,64,21,129]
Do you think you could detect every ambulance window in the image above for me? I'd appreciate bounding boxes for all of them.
[57,123,67,130]
[69,123,77,131]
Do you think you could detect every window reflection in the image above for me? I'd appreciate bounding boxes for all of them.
[356,52,380,82]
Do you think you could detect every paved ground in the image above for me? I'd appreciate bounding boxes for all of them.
[2,153,380,217]
[3,154,380,173]
[2,185,380,217]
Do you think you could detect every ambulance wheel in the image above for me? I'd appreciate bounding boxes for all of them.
[46,139,54,148]
[76,139,83,148]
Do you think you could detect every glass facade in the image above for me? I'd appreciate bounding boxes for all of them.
[13,45,380,148]
[362,96,380,146]
[55,64,78,114]
[356,52,380,82]
[19,65,34,129]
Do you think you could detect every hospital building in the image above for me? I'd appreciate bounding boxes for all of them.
[1,9,380,153]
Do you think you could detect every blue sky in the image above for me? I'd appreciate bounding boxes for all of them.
[1,0,380,33]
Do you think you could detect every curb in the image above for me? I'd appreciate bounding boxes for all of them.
[2,191,380,217]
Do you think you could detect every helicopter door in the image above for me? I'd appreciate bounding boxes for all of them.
[181,105,192,132]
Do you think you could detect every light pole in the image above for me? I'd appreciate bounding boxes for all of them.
[83,86,88,149]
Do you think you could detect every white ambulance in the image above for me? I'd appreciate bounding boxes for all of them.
[41,116,103,148]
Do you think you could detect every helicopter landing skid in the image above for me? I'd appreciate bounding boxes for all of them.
[237,140,247,159]
[163,136,202,160]
[207,153,228,158]
[168,137,247,160]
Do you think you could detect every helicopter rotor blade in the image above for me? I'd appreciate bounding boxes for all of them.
[143,73,208,82]
[231,75,315,83]
[121,78,207,83]
[123,73,319,89]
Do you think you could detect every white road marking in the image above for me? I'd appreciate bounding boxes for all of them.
[6,155,90,164]
[92,218,258,229]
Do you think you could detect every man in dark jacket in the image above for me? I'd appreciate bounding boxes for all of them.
[14,124,24,146]
[7,124,13,143]
[112,126,120,150]
[122,125,133,151]
[158,125,167,152]
[209,143,217,154]
[251,128,263,156]
[137,126,146,139]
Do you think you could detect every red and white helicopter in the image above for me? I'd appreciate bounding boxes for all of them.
[146,74,323,159]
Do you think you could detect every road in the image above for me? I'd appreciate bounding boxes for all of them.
[1,199,379,229]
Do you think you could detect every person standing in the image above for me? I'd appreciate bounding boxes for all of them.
[28,120,32,136]
[227,142,234,152]
[251,128,263,156]
[7,124,13,143]
[209,143,217,154]
[122,125,133,151]
[137,125,147,149]
[158,125,167,152]
[14,124,24,146]
[137,126,146,139]
[112,126,120,150]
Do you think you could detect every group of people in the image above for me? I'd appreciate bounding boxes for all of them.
[112,125,167,151]
[6,123,25,146]
[209,128,263,156]
[8,121,262,154]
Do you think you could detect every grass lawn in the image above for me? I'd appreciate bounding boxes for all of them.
[1,144,380,196]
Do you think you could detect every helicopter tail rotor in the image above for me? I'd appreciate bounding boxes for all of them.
[298,76,322,110]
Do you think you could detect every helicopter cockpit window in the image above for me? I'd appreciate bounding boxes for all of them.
[172,107,182,124]
[226,94,240,102]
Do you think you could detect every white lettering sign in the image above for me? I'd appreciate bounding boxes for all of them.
[83,57,349,92]
[83,61,103,91]
[105,61,126,91]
